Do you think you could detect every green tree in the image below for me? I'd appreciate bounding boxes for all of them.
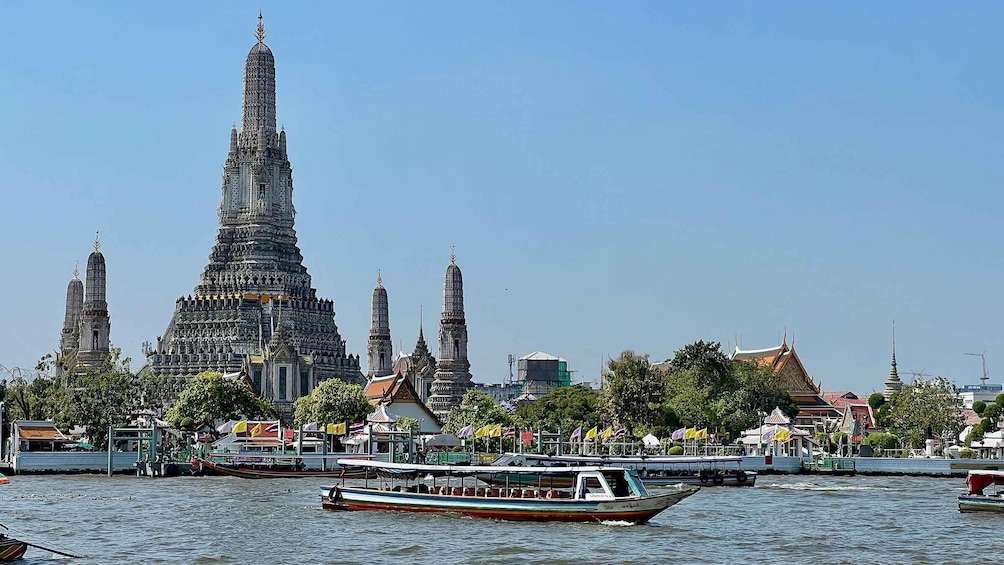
[666,340,731,392]
[167,371,275,428]
[601,351,664,434]
[887,377,964,448]
[5,373,63,421]
[59,367,141,448]
[515,385,600,433]
[868,392,887,410]
[711,360,798,439]
[973,400,988,416]
[293,378,371,427]
[441,389,512,435]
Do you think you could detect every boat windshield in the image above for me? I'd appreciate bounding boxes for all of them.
[600,471,637,498]
[624,470,648,497]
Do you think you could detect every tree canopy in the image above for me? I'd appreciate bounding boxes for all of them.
[887,377,964,447]
[166,371,275,428]
[601,351,664,434]
[442,389,511,435]
[293,378,371,427]
[515,384,600,433]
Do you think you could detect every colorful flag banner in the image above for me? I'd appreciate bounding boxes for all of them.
[614,426,627,438]
[250,422,263,437]
[695,428,708,440]
[585,426,598,440]
[475,425,490,438]
[303,422,318,431]
[503,426,516,438]
[671,427,686,440]
[684,428,696,440]
[761,427,777,442]
[349,422,366,434]
[490,424,503,438]
[265,422,279,433]
[457,424,474,438]
[774,429,791,442]
[569,426,582,441]
[232,420,248,434]
[600,427,613,439]
[333,422,347,435]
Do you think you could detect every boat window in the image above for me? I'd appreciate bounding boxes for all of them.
[601,472,631,497]
[625,470,647,497]
[583,476,603,493]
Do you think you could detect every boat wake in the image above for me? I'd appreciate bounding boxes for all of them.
[767,482,887,492]
[597,520,637,527]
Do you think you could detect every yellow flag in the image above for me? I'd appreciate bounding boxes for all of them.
[600,427,613,439]
[695,428,708,440]
[585,426,598,440]
[475,425,490,438]
[490,424,502,438]
[684,428,696,440]
[774,429,790,442]
[232,420,248,434]
[333,423,347,435]
[250,422,263,437]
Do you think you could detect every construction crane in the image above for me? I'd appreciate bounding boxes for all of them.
[903,369,930,382]
[965,351,990,384]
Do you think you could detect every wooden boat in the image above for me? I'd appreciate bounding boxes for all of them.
[494,453,757,487]
[959,470,1004,513]
[0,535,26,562]
[0,473,9,486]
[191,454,373,479]
[321,459,699,523]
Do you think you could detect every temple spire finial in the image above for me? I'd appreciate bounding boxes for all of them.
[450,245,456,264]
[377,269,382,288]
[73,261,80,280]
[256,12,266,44]
[93,231,101,252]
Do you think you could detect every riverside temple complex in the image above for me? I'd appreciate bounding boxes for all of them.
[141,16,474,419]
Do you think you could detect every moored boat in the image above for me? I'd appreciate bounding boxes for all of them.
[191,454,373,479]
[958,470,1004,513]
[495,453,757,488]
[0,473,9,486]
[321,459,698,523]
[0,536,26,562]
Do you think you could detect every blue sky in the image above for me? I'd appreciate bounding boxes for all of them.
[1,3,1002,393]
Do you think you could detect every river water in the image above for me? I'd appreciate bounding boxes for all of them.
[0,473,996,564]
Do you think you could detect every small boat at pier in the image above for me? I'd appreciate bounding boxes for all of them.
[191,453,373,479]
[959,470,1004,513]
[492,454,757,487]
[321,459,698,523]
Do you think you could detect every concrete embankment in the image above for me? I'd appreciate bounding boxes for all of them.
[741,455,1004,477]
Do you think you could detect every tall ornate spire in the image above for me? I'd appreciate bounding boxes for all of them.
[883,320,903,400]
[242,12,276,135]
[78,235,111,366]
[73,261,79,280]
[429,253,473,420]
[59,261,85,374]
[367,274,392,377]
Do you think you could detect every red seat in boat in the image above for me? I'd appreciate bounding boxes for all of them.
[439,486,450,495]
[546,489,559,499]
[476,488,486,497]
[489,488,500,497]
[463,488,475,496]
[523,489,535,498]
[509,489,521,498]
[451,487,463,496]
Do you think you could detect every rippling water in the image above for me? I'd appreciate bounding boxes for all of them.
[0,474,997,564]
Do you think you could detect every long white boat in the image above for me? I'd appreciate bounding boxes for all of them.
[321,459,699,524]
[959,470,1004,513]
[491,453,757,487]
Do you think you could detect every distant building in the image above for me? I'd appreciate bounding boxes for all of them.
[883,324,903,400]
[517,351,572,397]
[428,252,474,420]
[363,373,441,434]
[821,391,876,430]
[732,340,841,431]
[476,382,523,405]
[959,383,1003,409]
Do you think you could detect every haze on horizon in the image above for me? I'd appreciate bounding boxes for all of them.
[1,3,1001,394]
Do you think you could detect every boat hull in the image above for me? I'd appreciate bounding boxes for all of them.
[321,484,699,523]
[642,472,757,488]
[959,495,1004,513]
[0,538,27,562]
[192,456,365,479]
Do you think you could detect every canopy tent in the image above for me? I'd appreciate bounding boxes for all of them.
[642,434,661,448]
[425,434,461,448]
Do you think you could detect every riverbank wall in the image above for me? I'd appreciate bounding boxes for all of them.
[742,456,1004,477]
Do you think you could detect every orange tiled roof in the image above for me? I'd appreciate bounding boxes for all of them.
[364,374,401,401]
[17,425,68,441]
